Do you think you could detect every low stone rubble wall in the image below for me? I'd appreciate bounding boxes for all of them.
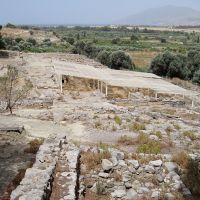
[10,134,80,200]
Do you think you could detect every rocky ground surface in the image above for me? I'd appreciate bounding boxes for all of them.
[79,146,199,200]
[0,52,200,199]
[0,131,35,199]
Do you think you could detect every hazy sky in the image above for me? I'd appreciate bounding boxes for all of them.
[0,0,200,25]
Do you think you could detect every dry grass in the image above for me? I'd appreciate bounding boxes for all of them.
[81,191,110,200]
[81,150,111,171]
[95,121,102,129]
[24,138,43,154]
[165,126,173,134]
[113,171,122,182]
[173,123,181,130]
[181,113,200,121]
[129,122,146,132]
[159,191,185,200]
[183,131,198,141]
[194,142,200,149]
[128,51,158,71]
[131,153,162,165]
[171,78,200,92]
[151,131,162,139]
[117,135,136,146]
[172,151,190,169]
[183,159,200,196]
[151,107,176,115]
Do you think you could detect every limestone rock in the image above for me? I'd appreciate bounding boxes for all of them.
[102,159,113,172]
[164,162,178,172]
[145,165,155,174]
[99,172,109,178]
[128,160,140,169]
[151,191,160,199]
[126,189,138,200]
[109,148,125,161]
[111,190,126,198]
[149,160,163,167]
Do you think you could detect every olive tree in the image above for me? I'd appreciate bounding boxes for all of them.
[97,50,111,66]
[193,69,200,85]
[109,51,134,70]
[0,66,32,114]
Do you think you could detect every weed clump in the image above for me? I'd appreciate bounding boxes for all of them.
[137,132,161,154]
[172,151,190,169]
[114,116,122,125]
[81,150,111,171]
[24,138,43,154]
[183,130,198,141]
[129,122,146,132]
[95,121,102,129]
[183,159,200,196]
[117,135,135,146]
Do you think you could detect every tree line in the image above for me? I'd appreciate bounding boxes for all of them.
[150,50,200,84]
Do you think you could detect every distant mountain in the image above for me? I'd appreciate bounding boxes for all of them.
[118,5,200,26]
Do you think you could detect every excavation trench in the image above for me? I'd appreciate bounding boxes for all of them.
[49,142,81,200]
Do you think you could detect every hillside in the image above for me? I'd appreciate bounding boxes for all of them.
[118,5,200,26]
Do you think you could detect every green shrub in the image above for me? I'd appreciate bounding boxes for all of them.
[183,130,197,141]
[129,122,146,132]
[97,50,111,66]
[137,140,161,154]
[0,36,6,49]
[15,37,24,43]
[83,42,99,58]
[26,38,37,46]
[5,23,16,28]
[109,50,134,70]
[193,69,200,85]
[183,159,200,196]
[111,38,120,44]
[62,37,75,45]
[130,34,139,41]
[71,40,86,54]
[114,116,122,125]
[133,132,161,154]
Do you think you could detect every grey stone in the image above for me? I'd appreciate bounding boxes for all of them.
[126,189,138,200]
[165,193,175,200]
[128,160,140,169]
[136,167,143,175]
[125,182,132,189]
[102,159,113,171]
[151,191,160,199]
[164,162,178,172]
[111,190,126,198]
[109,148,125,161]
[128,166,136,174]
[172,174,180,182]
[99,172,109,178]
[111,157,118,167]
[137,187,150,194]
[149,160,163,167]
[132,180,141,190]
[145,165,155,174]
[156,174,164,183]
[182,187,192,196]
[122,171,132,182]
[118,160,127,167]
